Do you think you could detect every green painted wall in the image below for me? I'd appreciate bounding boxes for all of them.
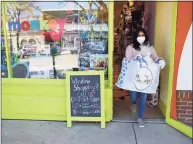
[2,79,112,122]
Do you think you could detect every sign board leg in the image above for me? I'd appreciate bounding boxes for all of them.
[101,120,106,128]
[67,120,72,128]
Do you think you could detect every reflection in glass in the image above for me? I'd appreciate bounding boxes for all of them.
[2,1,108,79]
[1,36,8,78]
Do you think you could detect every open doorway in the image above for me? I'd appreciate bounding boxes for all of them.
[113,1,164,121]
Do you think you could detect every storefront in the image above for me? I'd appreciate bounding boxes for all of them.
[1,1,113,124]
[1,1,192,138]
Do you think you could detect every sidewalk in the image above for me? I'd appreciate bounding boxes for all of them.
[2,120,192,144]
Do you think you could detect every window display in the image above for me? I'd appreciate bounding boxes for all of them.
[1,1,108,79]
[1,36,18,78]
[1,37,8,78]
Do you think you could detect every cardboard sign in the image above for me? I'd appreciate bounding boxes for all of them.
[22,44,38,55]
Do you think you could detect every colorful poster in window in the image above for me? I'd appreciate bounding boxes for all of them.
[21,44,38,57]
[38,45,50,55]
[80,35,108,54]
[90,54,108,74]
[61,33,80,52]
[79,53,90,70]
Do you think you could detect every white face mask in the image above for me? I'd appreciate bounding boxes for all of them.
[137,36,145,44]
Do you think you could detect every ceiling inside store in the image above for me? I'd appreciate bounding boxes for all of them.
[114,1,144,29]
[114,2,126,28]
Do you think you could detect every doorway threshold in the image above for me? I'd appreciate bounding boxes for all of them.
[112,118,166,124]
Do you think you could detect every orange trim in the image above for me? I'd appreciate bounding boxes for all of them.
[171,2,192,119]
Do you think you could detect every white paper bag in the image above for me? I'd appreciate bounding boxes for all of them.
[116,58,138,90]
[116,56,161,94]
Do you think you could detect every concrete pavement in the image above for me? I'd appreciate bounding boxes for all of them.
[2,120,192,144]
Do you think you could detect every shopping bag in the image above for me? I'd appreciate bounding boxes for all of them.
[116,56,162,94]
[115,58,138,90]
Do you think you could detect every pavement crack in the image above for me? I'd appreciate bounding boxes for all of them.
[132,123,138,144]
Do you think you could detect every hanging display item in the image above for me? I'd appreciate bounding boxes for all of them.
[79,10,99,24]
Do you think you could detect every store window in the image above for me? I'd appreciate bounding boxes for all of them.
[1,1,108,79]
[2,16,18,78]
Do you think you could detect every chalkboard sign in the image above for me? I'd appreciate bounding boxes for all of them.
[66,71,105,128]
[70,75,101,117]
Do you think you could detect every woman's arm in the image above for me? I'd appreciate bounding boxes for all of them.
[125,45,133,59]
[151,47,159,61]
[151,47,166,69]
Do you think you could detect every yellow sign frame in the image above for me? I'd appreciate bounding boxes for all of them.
[66,71,106,128]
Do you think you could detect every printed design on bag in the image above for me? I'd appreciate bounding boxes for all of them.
[134,67,153,91]
[116,59,130,88]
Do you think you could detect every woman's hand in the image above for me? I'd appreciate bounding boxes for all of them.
[135,55,142,61]
[158,59,166,69]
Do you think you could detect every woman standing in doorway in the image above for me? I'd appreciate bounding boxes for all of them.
[125,28,165,127]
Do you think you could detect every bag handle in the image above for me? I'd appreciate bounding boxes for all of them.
[136,56,148,67]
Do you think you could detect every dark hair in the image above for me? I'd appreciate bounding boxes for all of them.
[132,28,149,51]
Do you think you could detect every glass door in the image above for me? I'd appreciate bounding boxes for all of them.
[166,2,192,138]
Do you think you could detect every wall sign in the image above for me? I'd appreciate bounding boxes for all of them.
[66,71,105,128]
[8,18,108,32]
[8,18,68,31]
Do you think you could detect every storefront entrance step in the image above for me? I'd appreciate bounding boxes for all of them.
[112,119,166,124]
